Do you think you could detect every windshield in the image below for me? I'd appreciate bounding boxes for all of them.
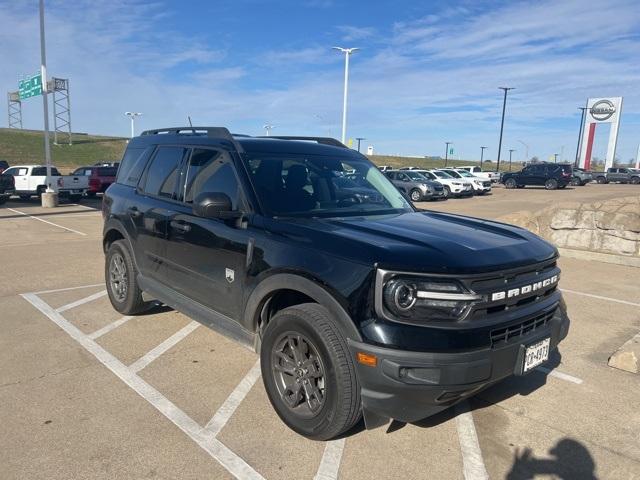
[455,170,474,177]
[244,153,413,217]
[433,171,453,179]
[405,171,427,181]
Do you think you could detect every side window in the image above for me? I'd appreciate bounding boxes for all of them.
[182,148,241,208]
[142,146,187,199]
[32,167,47,176]
[117,146,152,187]
[399,173,408,181]
[619,168,628,174]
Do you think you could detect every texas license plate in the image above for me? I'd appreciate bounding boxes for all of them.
[523,338,550,373]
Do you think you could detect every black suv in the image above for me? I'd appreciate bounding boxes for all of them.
[102,127,570,440]
[502,163,573,190]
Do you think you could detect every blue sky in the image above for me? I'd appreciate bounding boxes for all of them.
[2,0,640,162]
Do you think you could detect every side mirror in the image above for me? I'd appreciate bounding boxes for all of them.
[193,192,241,219]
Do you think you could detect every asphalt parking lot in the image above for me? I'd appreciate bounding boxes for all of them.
[1,185,639,480]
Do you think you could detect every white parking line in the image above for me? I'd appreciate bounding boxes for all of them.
[537,366,583,384]
[129,321,200,373]
[34,283,104,295]
[6,207,87,236]
[21,293,265,480]
[561,288,640,308]
[455,402,489,480]
[314,439,346,480]
[56,290,107,313]
[202,360,262,438]
[88,316,134,340]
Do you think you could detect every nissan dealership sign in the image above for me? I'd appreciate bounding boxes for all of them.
[589,99,616,121]
[578,97,623,171]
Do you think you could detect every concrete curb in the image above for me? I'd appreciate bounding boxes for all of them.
[558,248,640,268]
[608,333,640,374]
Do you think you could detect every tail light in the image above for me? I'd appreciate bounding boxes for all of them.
[89,178,101,188]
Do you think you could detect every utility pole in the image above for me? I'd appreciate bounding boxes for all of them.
[508,149,516,171]
[355,137,366,152]
[480,146,487,167]
[575,106,587,167]
[125,112,142,138]
[445,141,452,167]
[496,87,515,172]
[554,153,559,163]
[39,0,57,207]
[333,47,359,145]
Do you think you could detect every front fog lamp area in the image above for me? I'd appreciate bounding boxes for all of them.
[381,277,478,322]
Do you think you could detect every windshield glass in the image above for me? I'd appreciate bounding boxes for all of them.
[433,171,453,179]
[455,170,474,177]
[405,171,427,181]
[244,153,413,217]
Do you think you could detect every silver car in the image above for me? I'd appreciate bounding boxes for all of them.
[384,170,446,202]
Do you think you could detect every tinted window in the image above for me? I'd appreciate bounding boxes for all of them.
[182,148,240,208]
[117,146,152,187]
[97,167,117,176]
[142,147,187,198]
[31,167,61,176]
[73,168,93,176]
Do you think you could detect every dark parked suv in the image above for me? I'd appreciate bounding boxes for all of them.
[502,163,573,190]
[102,127,570,440]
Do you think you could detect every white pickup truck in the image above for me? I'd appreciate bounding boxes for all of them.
[3,165,89,201]
[458,166,501,183]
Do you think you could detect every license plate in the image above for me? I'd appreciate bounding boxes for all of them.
[523,338,550,373]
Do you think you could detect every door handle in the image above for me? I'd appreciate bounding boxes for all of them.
[126,206,142,218]
[170,220,191,233]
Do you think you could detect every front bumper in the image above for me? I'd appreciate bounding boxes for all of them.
[348,305,570,425]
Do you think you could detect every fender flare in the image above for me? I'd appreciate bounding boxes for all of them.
[102,218,141,269]
[243,273,363,344]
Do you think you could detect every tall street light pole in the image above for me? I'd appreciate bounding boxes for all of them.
[125,112,142,138]
[496,87,515,172]
[575,106,588,167]
[445,142,452,167]
[480,146,487,167]
[39,0,57,207]
[508,149,516,171]
[333,47,359,145]
[263,124,274,136]
[554,153,559,163]
[355,137,366,152]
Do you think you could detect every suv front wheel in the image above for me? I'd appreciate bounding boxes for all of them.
[105,239,149,315]
[260,303,362,440]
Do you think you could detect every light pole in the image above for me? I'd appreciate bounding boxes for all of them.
[355,137,366,152]
[517,140,529,163]
[508,149,516,171]
[39,0,57,207]
[480,146,487,167]
[263,124,274,136]
[553,153,559,163]
[496,87,515,172]
[445,142,452,167]
[575,106,588,167]
[125,112,142,138]
[333,47,359,145]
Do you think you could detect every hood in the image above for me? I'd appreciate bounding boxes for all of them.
[266,211,557,274]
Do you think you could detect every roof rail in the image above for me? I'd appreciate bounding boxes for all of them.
[140,126,244,152]
[256,136,348,149]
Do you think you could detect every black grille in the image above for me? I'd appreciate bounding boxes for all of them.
[490,309,555,346]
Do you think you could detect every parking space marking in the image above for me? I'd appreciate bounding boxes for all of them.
[56,290,108,313]
[129,321,200,373]
[202,360,262,438]
[21,292,265,480]
[314,439,346,480]
[537,366,583,384]
[34,283,104,295]
[561,288,640,308]
[6,207,87,236]
[88,315,134,340]
[455,402,489,480]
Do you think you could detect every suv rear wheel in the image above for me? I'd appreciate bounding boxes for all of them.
[571,177,581,186]
[260,303,361,440]
[105,239,149,315]
[631,177,640,185]
[545,179,558,190]
[596,176,607,184]
[505,178,517,189]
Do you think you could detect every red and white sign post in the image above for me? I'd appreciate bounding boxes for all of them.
[578,97,623,171]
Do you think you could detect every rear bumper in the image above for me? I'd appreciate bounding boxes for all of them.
[348,306,570,424]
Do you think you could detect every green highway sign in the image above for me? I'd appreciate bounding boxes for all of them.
[449,147,455,155]
[18,73,43,100]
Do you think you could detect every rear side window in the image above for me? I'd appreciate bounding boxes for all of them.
[117,146,152,187]
[142,147,188,199]
[181,148,241,208]
[97,167,117,176]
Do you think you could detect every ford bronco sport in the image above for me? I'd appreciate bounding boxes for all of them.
[102,127,570,440]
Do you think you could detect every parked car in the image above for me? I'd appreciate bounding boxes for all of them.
[384,170,446,201]
[398,166,420,170]
[94,161,120,168]
[0,160,9,174]
[594,167,640,184]
[501,163,573,190]
[103,127,569,440]
[72,166,118,197]
[377,165,392,172]
[458,165,501,183]
[569,167,593,186]
[0,171,15,204]
[3,165,89,201]
[423,169,474,197]
[439,168,492,195]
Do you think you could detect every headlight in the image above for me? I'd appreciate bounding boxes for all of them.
[377,270,481,323]
[474,180,482,186]
[452,182,462,186]
[422,183,431,191]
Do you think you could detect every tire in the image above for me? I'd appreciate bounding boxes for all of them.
[571,177,581,186]
[105,239,149,315]
[409,189,422,202]
[0,196,7,205]
[545,179,558,190]
[443,186,451,198]
[631,177,640,185]
[517,185,525,189]
[596,176,606,184]
[260,303,361,440]
[36,186,45,198]
[505,178,517,189]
